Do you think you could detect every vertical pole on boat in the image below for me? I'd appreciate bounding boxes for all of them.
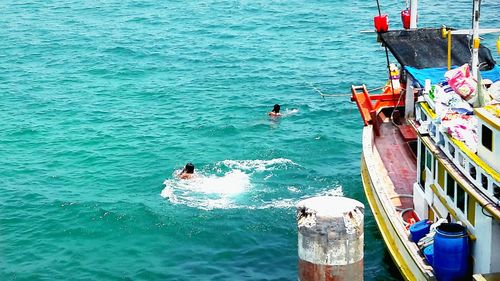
[297,196,364,281]
[471,0,481,78]
[447,30,453,70]
[404,0,417,119]
[404,76,414,118]
[409,0,418,28]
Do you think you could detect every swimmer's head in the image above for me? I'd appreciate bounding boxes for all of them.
[272,104,280,113]
[184,163,195,173]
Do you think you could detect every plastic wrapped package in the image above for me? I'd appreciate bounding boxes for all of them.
[441,113,479,152]
[445,64,477,103]
[489,81,500,102]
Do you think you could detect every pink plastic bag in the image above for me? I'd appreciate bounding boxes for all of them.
[445,64,477,101]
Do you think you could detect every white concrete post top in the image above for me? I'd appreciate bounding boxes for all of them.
[297,196,365,234]
[297,196,364,217]
[296,196,365,266]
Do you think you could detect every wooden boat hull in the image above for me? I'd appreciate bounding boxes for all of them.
[360,125,435,281]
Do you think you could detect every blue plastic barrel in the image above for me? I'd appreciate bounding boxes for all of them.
[423,244,433,265]
[433,223,469,281]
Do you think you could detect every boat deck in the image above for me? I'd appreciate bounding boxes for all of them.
[374,122,417,213]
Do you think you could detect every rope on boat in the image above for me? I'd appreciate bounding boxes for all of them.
[375,0,382,16]
[481,202,499,219]
[395,206,414,213]
[307,82,351,98]
[389,194,414,199]
[307,82,384,98]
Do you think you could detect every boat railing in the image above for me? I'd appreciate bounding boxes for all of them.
[416,101,499,205]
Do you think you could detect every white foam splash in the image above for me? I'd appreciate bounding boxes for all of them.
[255,186,344,210]
[161,169,251,210]
[319,186,344,197]
[184,169,250,195]
[219,158,298,172]
[258,198,297,209]
[282,108,299,116]
[160,158,341,211]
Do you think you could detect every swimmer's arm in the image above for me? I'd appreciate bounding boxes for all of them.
[178,168,186,176]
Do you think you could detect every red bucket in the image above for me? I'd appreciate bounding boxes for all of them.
[401,9,411,29]
[374,15,389,33]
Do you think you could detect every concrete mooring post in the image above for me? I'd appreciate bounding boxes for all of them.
[296,196,364,281]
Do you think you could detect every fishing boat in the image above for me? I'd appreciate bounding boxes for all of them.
[351,0,500,280]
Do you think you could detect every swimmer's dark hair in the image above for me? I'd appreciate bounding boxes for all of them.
[184,163,195,173]
[272,104,280,113]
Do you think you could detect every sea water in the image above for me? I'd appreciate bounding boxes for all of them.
[1,0,498,280]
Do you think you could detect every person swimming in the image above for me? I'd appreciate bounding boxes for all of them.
[268,104,282,117]
[179,162,195,179]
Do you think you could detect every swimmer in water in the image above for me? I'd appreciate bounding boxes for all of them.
[268,104,282,117]
[179,163,195,179]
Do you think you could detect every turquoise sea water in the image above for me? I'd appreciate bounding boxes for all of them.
[1,0,498,280]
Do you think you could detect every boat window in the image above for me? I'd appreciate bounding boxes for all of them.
[448,143,455,158]
[438,132,445,146]
[421,111,428,122]
[419,141,426,189]
[426,150,433,172]
[446,173,455,200]
[481,174,489,190]
[481,125,493,151]
[456,184,466,213]
[469,165,477,180]
[458,153,466,168]
[430,123,436,137]
[494,183,499,200]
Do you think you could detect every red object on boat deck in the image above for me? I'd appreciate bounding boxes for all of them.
[350,85,405,126]
[403,209,420,230]
[398,124,417,142]
[401,9,411,29]
[374,15,389,33]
